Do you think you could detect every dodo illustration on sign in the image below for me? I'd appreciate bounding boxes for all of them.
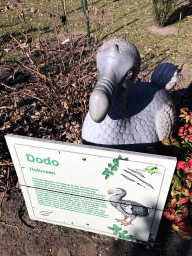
[107,188,153,226]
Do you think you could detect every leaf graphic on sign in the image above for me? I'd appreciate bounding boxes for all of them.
[107,224,122,235]
[102,168,110,175]
[111,165,118,171]
[107,224,132,240]
[102,155,129,179]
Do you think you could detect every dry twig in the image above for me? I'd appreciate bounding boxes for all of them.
[0,189,8,217]
[0,106,13,109]
[0,220,21,236]
[0,162,13,166]
[1,82,56,112]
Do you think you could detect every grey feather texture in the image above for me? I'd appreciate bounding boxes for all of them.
[82,38,177,151]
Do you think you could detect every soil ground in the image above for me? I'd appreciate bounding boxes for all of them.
[0,189,192,256]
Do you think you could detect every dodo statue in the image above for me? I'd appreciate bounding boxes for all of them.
[82,38,178,151]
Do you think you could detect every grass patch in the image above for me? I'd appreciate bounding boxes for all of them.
[1,0,191,71]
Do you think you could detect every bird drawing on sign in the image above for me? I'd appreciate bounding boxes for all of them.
[107,188,153,226]
[82,38,178,151]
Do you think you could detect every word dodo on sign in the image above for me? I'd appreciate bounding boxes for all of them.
[26,154,59,166]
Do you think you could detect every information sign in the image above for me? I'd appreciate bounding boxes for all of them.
[5,134,177,244]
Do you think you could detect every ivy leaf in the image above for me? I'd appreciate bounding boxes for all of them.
[117,155,129,161]
[105,174,110,180]
[107,226,114,231]
[102,168,110,175]
[113,224,121,229]
[176,197,189,205]
[108,163,113,168]
[110,224,122,235]
[113,159,119,165]
[124,235,132,240]
[111,166,118,171]
[118,232,126,239]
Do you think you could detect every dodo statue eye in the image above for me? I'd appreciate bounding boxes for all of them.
[126,69,133,77]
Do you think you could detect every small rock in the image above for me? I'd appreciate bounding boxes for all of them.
[31,7,37,14]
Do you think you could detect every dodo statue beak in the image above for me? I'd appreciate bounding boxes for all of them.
[89,90,111,123]
[89,43,138,123]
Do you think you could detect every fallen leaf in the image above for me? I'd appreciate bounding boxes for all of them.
[4,48,11,53]
[176,197,189,205]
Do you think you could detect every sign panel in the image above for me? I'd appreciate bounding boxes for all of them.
[5,134,177,244]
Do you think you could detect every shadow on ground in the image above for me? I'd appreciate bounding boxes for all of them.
[165,2,192,26]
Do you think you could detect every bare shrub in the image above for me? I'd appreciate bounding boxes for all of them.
[152,0,176,27]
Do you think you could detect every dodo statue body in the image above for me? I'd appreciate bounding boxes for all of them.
[82,38,178,151]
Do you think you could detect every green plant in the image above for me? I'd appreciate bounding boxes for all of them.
[162,108,192,239]
[152,0,176,27]
[54,225,70,233]
[174,12,182,65]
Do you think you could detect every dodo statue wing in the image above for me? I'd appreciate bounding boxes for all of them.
[151,62,178,140]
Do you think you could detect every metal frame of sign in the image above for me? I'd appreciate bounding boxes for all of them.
[5,134,177,244]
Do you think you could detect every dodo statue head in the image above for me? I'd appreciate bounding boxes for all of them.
[89,38,140,123]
